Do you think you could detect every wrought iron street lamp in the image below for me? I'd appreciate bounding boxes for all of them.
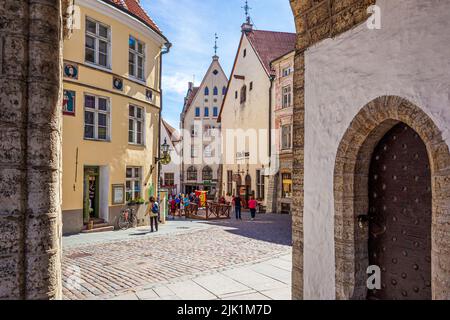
[155,138,171,165]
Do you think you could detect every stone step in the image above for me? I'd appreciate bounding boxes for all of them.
[81,226,114,234]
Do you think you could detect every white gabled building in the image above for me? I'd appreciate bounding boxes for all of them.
[218,20,295,209]
[180,55,228,198]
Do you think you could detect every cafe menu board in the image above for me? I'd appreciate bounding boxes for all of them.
[112,184,125,205]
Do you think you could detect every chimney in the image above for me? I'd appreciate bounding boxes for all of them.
[188,82,193,91]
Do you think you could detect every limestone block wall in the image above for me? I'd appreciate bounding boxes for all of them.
[0,0,68,300]
[290,0,450,299]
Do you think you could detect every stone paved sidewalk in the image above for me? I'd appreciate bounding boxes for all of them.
[110,254,292,300]
[62,214,292,300]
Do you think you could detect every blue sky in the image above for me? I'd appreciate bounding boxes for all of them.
[142,0,296,129]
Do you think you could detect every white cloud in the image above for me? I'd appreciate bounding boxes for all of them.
[162,72,193,96]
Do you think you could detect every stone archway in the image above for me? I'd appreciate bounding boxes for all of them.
[334,96,450,300]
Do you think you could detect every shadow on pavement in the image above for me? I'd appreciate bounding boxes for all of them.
[201,213,292,246]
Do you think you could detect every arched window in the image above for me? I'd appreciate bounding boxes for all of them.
[204,107,209,117]
[222,86,227,95]
[213,86,218,96]
[240,85,247,104]
[202,166,213,181]
[204,87,209,96]
[187,166,197,181]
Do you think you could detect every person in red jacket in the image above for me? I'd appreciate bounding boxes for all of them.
[248,196,258,221]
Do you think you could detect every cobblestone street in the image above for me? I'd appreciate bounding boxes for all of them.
[62,214,292,300]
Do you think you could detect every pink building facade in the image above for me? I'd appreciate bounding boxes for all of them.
[270,50,295,214]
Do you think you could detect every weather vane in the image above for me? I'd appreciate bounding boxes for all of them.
[214,33,218,56]
[242,0,252,24]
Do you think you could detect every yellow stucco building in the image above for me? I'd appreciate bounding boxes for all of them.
[62,0,170,234]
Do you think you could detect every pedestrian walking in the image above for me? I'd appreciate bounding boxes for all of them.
[233,194,242,220]
[170,197,177,219]
[145,196,159,232]
[248,196,257,221]
[175,195,181,216]
[181,194,190,218]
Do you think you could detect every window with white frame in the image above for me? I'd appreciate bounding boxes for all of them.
[129,36,145,80]
[85,17,111,68]
[128,105,144,145]
[84,94,110,141]
[126,167,142,201]
[282,66,293,77]
[282,85,292,108]
[281,124,292,150]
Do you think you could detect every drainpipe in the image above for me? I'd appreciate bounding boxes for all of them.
[157,42,172,199]
[269,75,275,166]
[268,75,275,211]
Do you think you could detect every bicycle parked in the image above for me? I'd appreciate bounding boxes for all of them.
[117,207,137,230]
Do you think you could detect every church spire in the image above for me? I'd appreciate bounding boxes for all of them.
[241,0,253,33]
[213,33,219,60]
[242,0,251,24]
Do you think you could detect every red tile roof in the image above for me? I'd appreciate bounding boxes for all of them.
[185,87,199,110]
[103,0,164,37]
[246,30,296,76]
[162,119,181,143]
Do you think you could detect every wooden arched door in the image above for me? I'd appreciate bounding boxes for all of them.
[368,123,432,300]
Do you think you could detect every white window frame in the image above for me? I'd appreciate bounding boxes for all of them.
[84,94,111,141]
[282,66,293,77]
[85,17,111,69]
[126,167,142,201]
[281,124,293,150]
[282,85,292,108]
[128,105,145,145]
[129,35,146,81]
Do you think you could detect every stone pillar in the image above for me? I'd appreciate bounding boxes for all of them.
[0,0,68,300]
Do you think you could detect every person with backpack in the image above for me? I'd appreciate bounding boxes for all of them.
[145,196,159,232]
